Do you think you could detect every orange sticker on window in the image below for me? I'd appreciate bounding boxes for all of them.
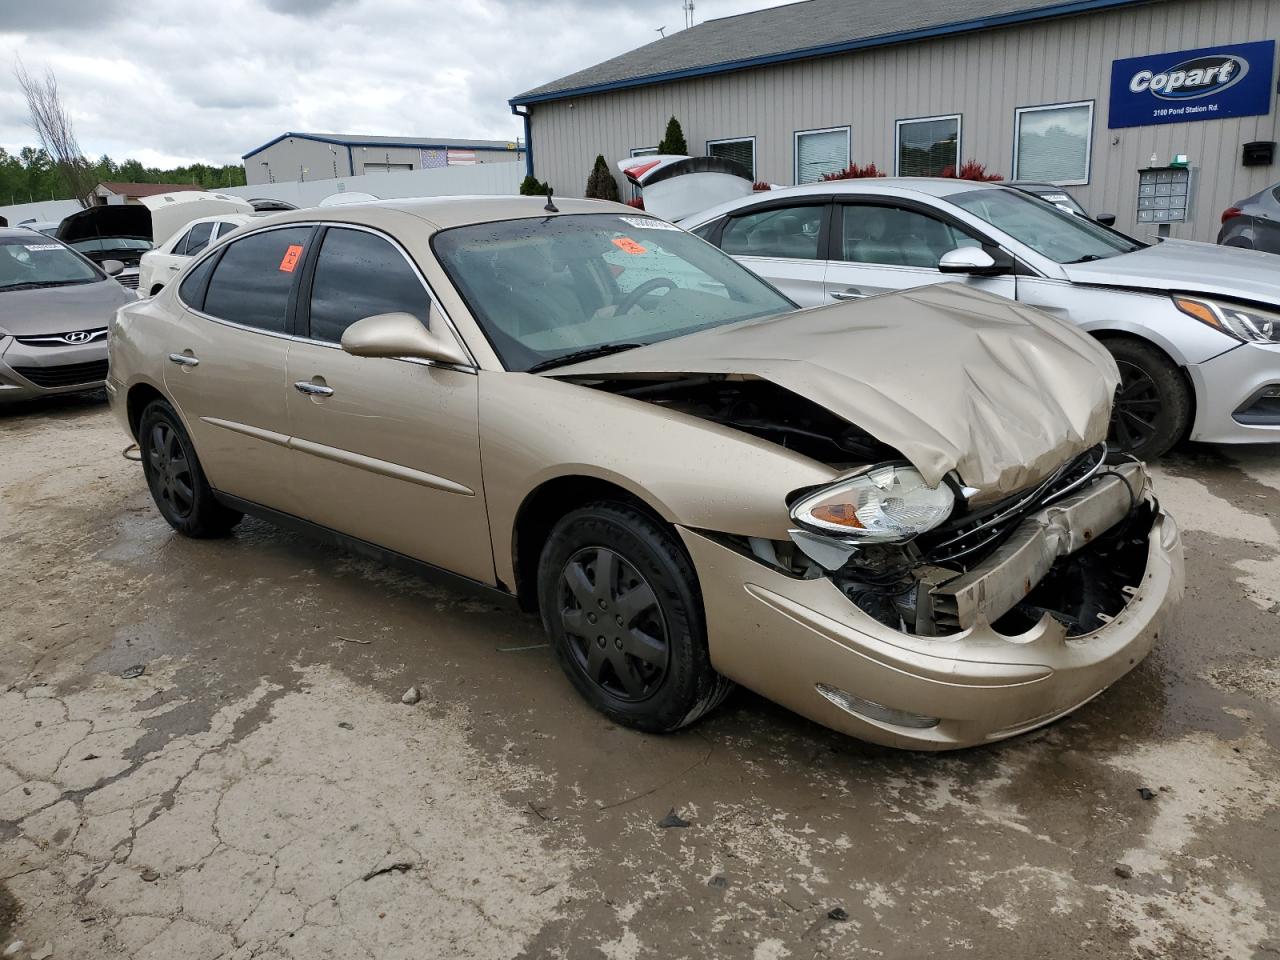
[611,237,647,255]
[278,244,303,272]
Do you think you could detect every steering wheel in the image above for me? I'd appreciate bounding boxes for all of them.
[617,277,677,315]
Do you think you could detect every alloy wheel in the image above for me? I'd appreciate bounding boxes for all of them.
[557,546,670,702]
[147,421,195,519]
[1110,359,1162,453]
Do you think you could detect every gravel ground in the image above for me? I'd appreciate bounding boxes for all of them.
[1,394,1277,960]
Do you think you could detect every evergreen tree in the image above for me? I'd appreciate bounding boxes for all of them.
[657,116,688,156]
[584,155,619,201]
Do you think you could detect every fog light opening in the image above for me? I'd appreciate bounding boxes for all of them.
[815,683,940,729]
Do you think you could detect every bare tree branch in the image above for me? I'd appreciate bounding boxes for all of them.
[14,61,95,208]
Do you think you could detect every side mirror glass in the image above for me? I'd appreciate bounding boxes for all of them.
[1095,213,1117,227]
[102,259,125,277]
[340,311,470,366]
[938,246,1003,275]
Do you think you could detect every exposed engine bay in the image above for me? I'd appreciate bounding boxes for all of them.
[583,374,1152,641]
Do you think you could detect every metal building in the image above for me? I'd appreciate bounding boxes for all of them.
[511,0,1280,240]
[242,132,525,186]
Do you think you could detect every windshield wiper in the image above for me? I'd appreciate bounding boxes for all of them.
[1066,254,1108,264]
[527,343,645,373]
[0,280,80,291]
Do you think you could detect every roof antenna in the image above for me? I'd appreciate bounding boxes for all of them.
[656,25,666,37]
[544,186,558,213]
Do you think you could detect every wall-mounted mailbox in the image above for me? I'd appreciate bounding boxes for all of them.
[1243,141,1275,167]
[1137,166,1195,225]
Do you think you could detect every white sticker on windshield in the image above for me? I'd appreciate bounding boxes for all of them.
[23,244,62,251]
[618,216,680,231]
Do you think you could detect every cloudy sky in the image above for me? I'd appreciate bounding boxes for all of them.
[0,0,785,168]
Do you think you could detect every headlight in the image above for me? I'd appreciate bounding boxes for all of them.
[790,463,955,542]
[1174,296,1280,344]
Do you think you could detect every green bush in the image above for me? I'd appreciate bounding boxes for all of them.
[584,155,620,201]
[519,174,551,196]
[657,117,688,156]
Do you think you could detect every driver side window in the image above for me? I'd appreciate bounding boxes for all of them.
[838,204,978,268]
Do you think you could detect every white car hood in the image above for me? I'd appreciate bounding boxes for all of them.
[1064,239,1280,305]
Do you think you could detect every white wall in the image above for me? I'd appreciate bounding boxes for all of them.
[0,161,525,229]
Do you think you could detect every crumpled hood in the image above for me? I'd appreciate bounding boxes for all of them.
[0,280,134,336]
[1065,239,1280,305]
[555,284,1119,499]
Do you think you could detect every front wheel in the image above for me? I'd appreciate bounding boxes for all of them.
[537,502,732,732]
[1104,338,1192,461]
[138,398,242,538]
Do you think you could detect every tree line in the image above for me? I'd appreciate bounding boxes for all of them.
[0,145,246,206]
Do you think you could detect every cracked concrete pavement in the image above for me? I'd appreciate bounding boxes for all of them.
[1,393,1278,959]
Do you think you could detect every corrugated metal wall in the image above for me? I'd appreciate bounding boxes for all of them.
[527,0,1280,240]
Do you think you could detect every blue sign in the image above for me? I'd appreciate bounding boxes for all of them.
[1108,40,1275,129]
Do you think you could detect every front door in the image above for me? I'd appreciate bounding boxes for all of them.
[283,225,493,584]
[717,201,830,306]
[825,201,1017,303]
[161,225,315,514]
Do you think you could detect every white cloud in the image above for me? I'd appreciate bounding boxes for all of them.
[0,0,786,167]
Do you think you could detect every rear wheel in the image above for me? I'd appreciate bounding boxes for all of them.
[1103,338,1191,461]
[139,399,242,538]
[537,502,732,732]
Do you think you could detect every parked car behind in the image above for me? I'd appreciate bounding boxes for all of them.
[1007,181,1116,225]
[682,179,1280,460]
[107,197,1182,750]
[0,227,136,402]
[1218,181,1280,254]
[138,214,252,296]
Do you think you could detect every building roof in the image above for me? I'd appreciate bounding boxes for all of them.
[241,132,522,160]
[96,182,206,198]
[511,0,1153,104]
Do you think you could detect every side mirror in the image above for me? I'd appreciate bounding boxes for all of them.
[340,311,470,366]
[938,245,1012,276]
[102,259,125,277]
[1095,213,1117,227]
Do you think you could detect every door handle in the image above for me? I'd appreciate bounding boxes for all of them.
[831,288,865,301]
[294,380,334,397]
[168,353,199,367]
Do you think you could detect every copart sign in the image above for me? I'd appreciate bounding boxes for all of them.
[1108,40,1275,129]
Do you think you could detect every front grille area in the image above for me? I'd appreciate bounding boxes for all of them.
[12,360,109,388]
[116,274,140,289]
[15,328,108,347]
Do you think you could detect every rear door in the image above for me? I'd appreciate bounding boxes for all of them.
[826,200,1016,302]
[712,200,830,306]
[162,225,314,512]
[143,222,213,294]
[283,225,493,583]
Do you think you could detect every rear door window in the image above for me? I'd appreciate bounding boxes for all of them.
[202,227,312,333]
[183,221,216,257]
[305,228,432,344]
[720,205,825,260]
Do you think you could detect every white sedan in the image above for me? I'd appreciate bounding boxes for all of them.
[138,214,253,297]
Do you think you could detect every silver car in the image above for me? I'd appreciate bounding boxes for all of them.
[0,228,136,403]
[682,179,1280,459]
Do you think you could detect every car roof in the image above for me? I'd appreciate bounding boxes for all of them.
[680,177,1011,225]
[0,226,61,240]
[249,195,641,232]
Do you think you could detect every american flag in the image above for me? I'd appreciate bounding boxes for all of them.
[447,150,477,166]
[420,148,447,169]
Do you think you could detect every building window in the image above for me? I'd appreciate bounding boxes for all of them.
[630,147,659,157]
[707,137,755,180]
[794,126,850,184]
[1014,101,1094,185]
[895,115,960,177]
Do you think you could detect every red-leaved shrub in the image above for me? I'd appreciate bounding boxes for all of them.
[752,181,772,192]
[941,160,1004,181]
[821,162,887,181]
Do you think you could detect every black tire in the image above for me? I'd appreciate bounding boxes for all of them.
[138,398,242,538]
[1104,338,1192,461]
[537,501,732,732]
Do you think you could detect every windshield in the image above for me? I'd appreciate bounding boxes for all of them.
[0,237,100,291]
[69,238,152,253]
[950,188,1142,263]
[432,213,795,371]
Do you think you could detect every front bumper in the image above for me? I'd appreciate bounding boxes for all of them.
[679,498,1183,751]
[0,334,109,403]
[1188,341,1280,443]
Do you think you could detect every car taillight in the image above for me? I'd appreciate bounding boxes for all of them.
[1222,206,1243,225]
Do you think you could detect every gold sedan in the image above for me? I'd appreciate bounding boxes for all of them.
[106,197,1183,750]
